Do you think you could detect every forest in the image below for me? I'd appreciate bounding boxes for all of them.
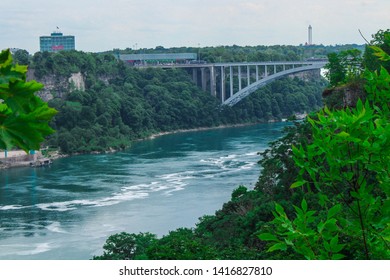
[91,30,389,260]
[112,43,365,63]
[12,44,328,154]
[5,32,388,260]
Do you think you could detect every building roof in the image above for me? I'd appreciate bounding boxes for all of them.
[119,53,197,61]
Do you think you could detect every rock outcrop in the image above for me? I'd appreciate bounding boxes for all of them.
[27,69,85,101]
[322,81,366,109]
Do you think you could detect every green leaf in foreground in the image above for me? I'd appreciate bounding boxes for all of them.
[0,49,57,152]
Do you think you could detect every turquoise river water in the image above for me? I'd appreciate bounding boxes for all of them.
[0,122,289,259]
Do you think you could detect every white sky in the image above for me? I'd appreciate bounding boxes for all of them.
[2,0,389,54]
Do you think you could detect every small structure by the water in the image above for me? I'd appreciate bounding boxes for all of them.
[0,150,53,169]
[286,112,307,121]
[295,113,307,120]
[29,158,52,167]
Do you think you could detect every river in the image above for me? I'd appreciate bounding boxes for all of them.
[0,122,289,259]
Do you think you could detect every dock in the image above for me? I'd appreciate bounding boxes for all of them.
[29,158,53,167]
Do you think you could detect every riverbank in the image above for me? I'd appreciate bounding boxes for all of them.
[0,120,283,170]
[0,121,290,260]
[140,122,263,140]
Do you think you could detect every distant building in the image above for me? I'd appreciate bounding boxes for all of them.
[308,25,313,45]
[40,30,75,52]
[118,53,197,66]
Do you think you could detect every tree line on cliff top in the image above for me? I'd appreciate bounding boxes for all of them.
[14,45,326,154]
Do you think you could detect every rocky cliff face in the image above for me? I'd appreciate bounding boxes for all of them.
[68,72,86,92]
[27,69,86,102]
[322,81,366,109]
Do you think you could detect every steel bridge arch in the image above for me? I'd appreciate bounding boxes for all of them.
[222,63,326,107]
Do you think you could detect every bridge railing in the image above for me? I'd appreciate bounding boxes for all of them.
[133,60,327,69]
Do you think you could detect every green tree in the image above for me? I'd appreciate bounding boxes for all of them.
[259,41,390,260]
[364,29,390,72]
[325,49,363,87]
[13,49,30,66]
[93,232,157,260]
[147,228,217,260]
[0,49,57,152]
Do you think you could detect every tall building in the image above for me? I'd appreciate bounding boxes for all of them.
[40,30,75,52]
[308,25,313,45]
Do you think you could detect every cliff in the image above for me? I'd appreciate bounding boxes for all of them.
[322,81,366,109]
[27,69,86,101]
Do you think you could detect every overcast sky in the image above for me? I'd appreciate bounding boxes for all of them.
[2,0,389,54]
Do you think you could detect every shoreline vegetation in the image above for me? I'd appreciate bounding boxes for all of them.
[140,121,273,140]
[27,47,325,155]
[94,31,390,260]
[2,30,388,260]
[0,120,284,170]
[2,45,325,168]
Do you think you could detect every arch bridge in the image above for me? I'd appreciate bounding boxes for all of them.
[137,61,327,106]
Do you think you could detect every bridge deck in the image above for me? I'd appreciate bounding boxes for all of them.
[134,61,327,69]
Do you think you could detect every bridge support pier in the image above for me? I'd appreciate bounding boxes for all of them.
[210,66,216,97]
[221,66,226,102]
[200,68,207,91]
[247,66,250,86]
[229,66,234,100]
[192,69,198,84]
[238,66,242,91]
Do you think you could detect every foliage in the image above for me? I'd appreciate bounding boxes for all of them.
[113,44,365,64]
[325,49,363,87]
[255,121,310,197]
[259,200,345,259]
[259,36,390,260]
[146,228,218,260]
[92,33,389,260]
[0,49,57,152]
[93,232,157,260]
[364,29,390,73]
[12,49,30,66]
[26,49,325,154]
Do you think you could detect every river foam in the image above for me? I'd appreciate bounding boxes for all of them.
[0,122,290,259]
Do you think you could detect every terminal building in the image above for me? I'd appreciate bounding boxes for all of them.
[118,53,197,66]
[40,31,75,52]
